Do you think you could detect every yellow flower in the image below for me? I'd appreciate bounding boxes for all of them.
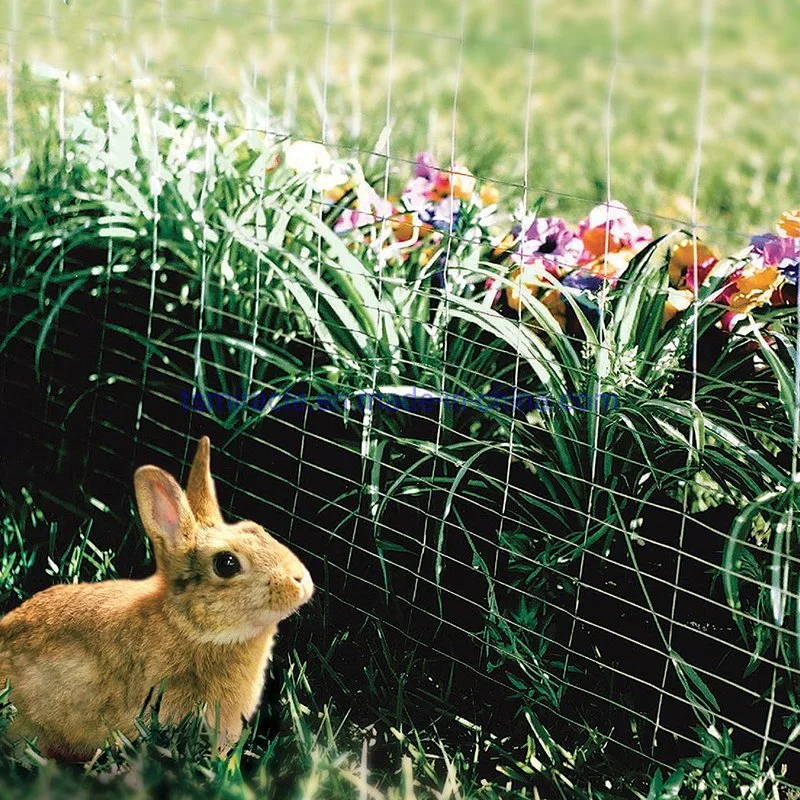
[492,232,516,259]
[324,180,354,203]
[726,265,780,314]
[506,263,550,313]
[663,288,693,325]
[778,210,800,238]
[419,245,437,266]
[586,249,635,280]
[450,165,476,201]
[479,183,500,206]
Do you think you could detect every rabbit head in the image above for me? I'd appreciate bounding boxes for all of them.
[133,437,313,645]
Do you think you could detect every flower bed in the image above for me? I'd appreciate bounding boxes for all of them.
[283,140,800,346]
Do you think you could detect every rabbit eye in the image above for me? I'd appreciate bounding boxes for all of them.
[213,552,241,578]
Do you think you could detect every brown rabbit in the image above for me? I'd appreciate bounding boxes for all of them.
[0,436,313,761]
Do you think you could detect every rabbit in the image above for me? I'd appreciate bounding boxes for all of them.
[0,436,313,761]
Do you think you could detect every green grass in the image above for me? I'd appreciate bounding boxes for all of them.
[2,0,800,251]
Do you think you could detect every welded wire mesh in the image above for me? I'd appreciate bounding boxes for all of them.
[2,0,800,796]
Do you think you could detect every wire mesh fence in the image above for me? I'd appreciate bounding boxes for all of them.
[2,0,800,796]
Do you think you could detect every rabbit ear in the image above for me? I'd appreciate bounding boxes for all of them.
[185,436,223,527]
[134,466,197,563]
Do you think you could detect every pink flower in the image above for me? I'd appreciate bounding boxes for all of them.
[402,153,477,215]
[334,185,393,233]
[402,176,435,213]
[577,201,652,265]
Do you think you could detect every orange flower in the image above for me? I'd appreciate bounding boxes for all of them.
[668,240,718,289]
[778,210,800,238]
[586,249,635,281]
[391,212,416,242]
[430,164,476,201]
[726,265,780,314]
[479,183,500,206]
[506,265,567,330]
[581,226,622,259]
[542,290,567,331]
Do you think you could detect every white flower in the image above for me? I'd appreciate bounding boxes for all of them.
[312,158,356,193]
[283,140,331,174]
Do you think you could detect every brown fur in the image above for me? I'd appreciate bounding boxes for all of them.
[0,437,313,760]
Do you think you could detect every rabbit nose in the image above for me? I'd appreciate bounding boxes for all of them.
[292,567,314,600]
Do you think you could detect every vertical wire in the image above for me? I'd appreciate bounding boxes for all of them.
[41,78,67,440]
[47,0,56,37]
[181,91,216,478]
[287,0,333,544]
[345,0,395,575]
[5,31,13,163]
[244,79,266,444]
[652,0,714,752]
[230,17,274,507]
[563,0,620,680]
[493,0,537,670]
[120,0,130,35]
[2,26,16,418]
[410,0,467,606]
[786,149,800,771]
[133,101,161,456]
[82,96,117,483]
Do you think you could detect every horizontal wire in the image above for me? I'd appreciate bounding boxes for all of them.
[9,368,792,764]
[89,416,800,743]
[7,332,796,668]
[0,70,769,243]
[6,315,799,599]
[7,209,793,476]
[9,0,800,89]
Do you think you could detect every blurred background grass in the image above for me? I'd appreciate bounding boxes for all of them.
[1,0,798,251]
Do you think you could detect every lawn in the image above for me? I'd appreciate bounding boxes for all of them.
[1,1,800,799]
[3,0,800,248]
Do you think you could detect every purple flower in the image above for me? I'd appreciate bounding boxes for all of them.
[418,197,461,232]
[559,269,604,329]
[780,257,800,285]
[750,233,800,266]
[561,270,604,293]
[512,216,583,273]
[415,152,438,181]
